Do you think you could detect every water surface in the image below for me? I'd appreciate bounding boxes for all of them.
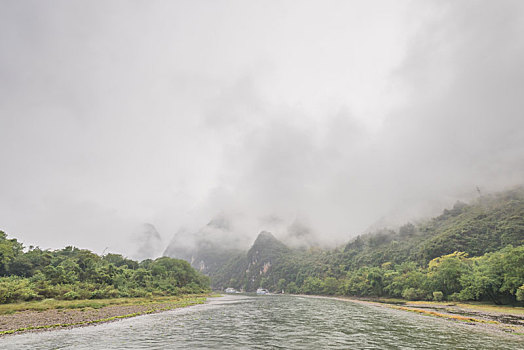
[1,294,522,349]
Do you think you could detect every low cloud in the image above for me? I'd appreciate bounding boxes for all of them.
[0,1,523,254]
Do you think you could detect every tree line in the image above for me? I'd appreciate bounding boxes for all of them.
[270,246,523,304]
[0,231,210,303]
[212,188,524,304]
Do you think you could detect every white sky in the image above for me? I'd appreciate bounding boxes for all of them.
[1,0,523,257]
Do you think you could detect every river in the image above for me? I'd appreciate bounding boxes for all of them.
[1,294,522,349]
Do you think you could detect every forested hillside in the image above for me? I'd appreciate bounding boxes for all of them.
[0,232,210,304]
[211,188,524,304]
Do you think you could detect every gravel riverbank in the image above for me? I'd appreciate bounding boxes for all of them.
[0,296,207,336]
[330,296,524,338]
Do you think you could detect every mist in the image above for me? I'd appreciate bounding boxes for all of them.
[1,0,523,257]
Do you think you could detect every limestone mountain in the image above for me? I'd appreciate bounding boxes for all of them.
[209,187,524,297]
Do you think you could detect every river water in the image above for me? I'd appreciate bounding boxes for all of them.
[1,294,522,349]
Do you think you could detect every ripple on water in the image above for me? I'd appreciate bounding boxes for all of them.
[1,295,523,350]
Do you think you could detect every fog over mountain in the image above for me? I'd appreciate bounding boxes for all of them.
[1,1,523,258]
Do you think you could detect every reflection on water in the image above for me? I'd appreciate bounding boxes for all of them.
[1,295,522,349]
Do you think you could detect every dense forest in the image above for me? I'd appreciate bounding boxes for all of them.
[2,188,522,306]
[209,188,524,304]
[0,233,210,304]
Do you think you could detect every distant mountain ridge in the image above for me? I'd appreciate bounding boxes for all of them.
[164,187,523,302]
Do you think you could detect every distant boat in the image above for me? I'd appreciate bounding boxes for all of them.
[225,287,238,293]
[256,288,270,295]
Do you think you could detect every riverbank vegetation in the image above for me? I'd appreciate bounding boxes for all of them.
[0,294,208,335]
[0,294,208,315]
[212,188,524,305]
[288,245,523,304]
[0,232,210,304]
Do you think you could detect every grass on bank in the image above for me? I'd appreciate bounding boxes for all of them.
[409,301,524,316]
[0,295,209,335]
[392,306,498,324]
[371,297,524,316]
[0,294,209,316]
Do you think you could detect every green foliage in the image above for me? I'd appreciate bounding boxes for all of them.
[458,245,524,304]
[0,277,40,303]
[402,287,426,301]
[0,231,24,275]
[322,277,340,295]
[286,282,299,294]
[339,188,524,269]
[517,285,524,302]
[63,291,80,300]
[427,251,470,297]
[0,232,210,304]
[302,277,323,295]
[210,188,524,304]
[432,291,444,301]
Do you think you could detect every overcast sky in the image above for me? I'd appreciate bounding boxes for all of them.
[1,0,523,258]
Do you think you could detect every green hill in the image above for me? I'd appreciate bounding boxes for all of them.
[339,187,524,270]
[211,187,524,304]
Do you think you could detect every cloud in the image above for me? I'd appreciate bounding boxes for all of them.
[382,0,524,197]
[1,0,523,254]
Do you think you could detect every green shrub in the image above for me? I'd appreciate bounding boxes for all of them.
[286,282,299,294]
[448,292,463,301]
[516,285,524,302]
[432,291,444,301]
[90,286,119,299]
[402,287,426,301]
[63,291,79,300]
[0,277,39,303]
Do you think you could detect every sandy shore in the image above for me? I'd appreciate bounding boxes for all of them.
[0,295,207,336]
[320,295,524,339]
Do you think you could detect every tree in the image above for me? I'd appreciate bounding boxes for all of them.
[367,267,385,296]
[322,277,339,295]
[427,251,470,298]
[459,246,524,303]
[277,278,287,292]
[302,276,323,294]
[517,285,524,302]
[399,223,416,237]
[0,231,23,275]
[286,282,299,294]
